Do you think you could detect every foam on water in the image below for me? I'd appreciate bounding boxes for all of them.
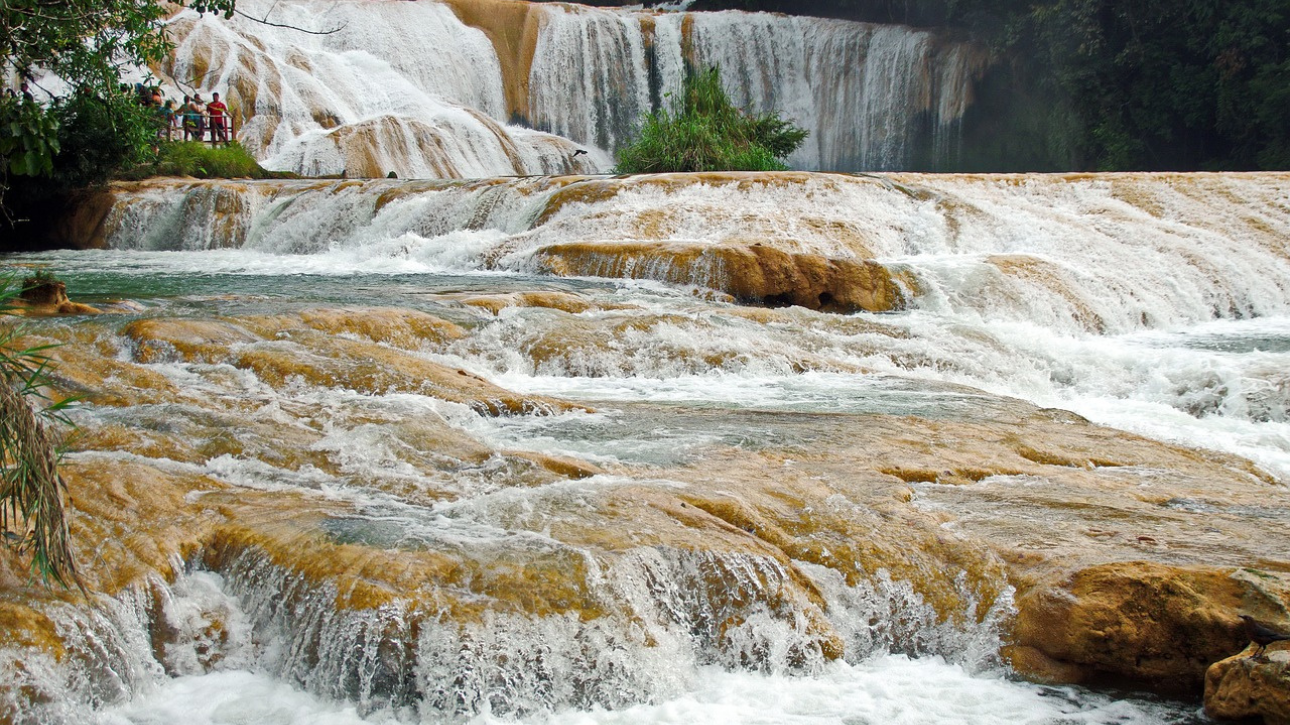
[90,658,1200,725]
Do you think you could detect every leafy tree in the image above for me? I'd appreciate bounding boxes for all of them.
[1007,0,1289,170]
[0,0,236,221]
[615,66,808,173]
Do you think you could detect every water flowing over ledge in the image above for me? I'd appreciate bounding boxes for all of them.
[155,0,987,177]
[71,171,1290,331]
[4,171,1290,722]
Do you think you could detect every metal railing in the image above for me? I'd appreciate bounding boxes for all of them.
[160,113,239,144]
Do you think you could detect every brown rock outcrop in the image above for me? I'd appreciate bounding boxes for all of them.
[10,276,100,316]
[1006,564,1255,692]
[532,241,906,312]
[1206,646,1290,724]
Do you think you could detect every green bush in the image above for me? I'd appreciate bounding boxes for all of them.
[4,91,158,217]
[120,140,290,180]
[614,67,808,174]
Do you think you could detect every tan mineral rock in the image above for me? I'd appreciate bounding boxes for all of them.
[9,276,100,316]
[532,241,905,313]
[1007,564,1254,691]
[1205,645,1290,724]
[2,300,1288,709]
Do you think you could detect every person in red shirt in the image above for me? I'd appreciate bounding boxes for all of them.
[206,92,229,145]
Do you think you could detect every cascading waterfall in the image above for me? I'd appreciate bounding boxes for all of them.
[94,174,1290,336]
[160,0,988,177]
[527,6,655,153]
[677,13,983,170]
[5,171,1288,723]
[161,0,609,178]
[524,6,991,170]
[80,171,1290,473]
[7,524,1008,721]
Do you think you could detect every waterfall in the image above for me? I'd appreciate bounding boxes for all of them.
[527,5,654,152]
[160,0,987,176]
[6,171,1288,723]
[526,7,989,170]
[675,13,985,170]
[160,0,610,178]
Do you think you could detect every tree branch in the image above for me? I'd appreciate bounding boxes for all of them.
[233,8,344,35]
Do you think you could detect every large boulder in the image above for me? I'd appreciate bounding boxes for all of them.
[1205,645,1290,724]
[1006,564,1269,692]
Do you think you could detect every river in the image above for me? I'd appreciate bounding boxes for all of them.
[3,171,1287,723]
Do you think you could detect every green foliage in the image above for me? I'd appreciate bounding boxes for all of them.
[1010,0,1290,170]
[0,96,58,176]
[0,272,79,589]
[0,0,238,218]
[615,66,808,174]
[120,141,288,180]
[3,90,159,220]
[690,0,1290,171]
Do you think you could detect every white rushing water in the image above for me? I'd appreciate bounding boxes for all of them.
[83,172,1290,477]
[160,0,610,178]
[157,0,985,176]
[22,560,1193,725]
[8,171,1286,723]
[96,657,1196,725]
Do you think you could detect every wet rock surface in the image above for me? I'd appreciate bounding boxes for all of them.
[1,303,1286,715]
[1206,645,1290,724]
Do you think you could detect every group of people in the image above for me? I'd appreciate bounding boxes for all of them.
[2,81,35,103]
[133,83,231,144]
[6,80,232,148]
[178,92,230,144]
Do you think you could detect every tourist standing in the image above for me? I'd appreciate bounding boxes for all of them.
[206,92,229,145]
[185,94,206,141]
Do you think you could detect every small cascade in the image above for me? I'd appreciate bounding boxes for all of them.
[95,173,1290,336]
[3,542,1007,721]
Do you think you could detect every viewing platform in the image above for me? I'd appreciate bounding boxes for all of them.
[160,114,239,145]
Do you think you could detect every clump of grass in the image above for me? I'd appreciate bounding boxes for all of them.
[1,272,80,589]
[120,141,296,181]
[615,66,808,174]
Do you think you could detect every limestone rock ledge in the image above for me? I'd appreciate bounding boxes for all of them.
[1205,646,1290,724]
[1005,564,1286,693]
[531,241,907,313]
